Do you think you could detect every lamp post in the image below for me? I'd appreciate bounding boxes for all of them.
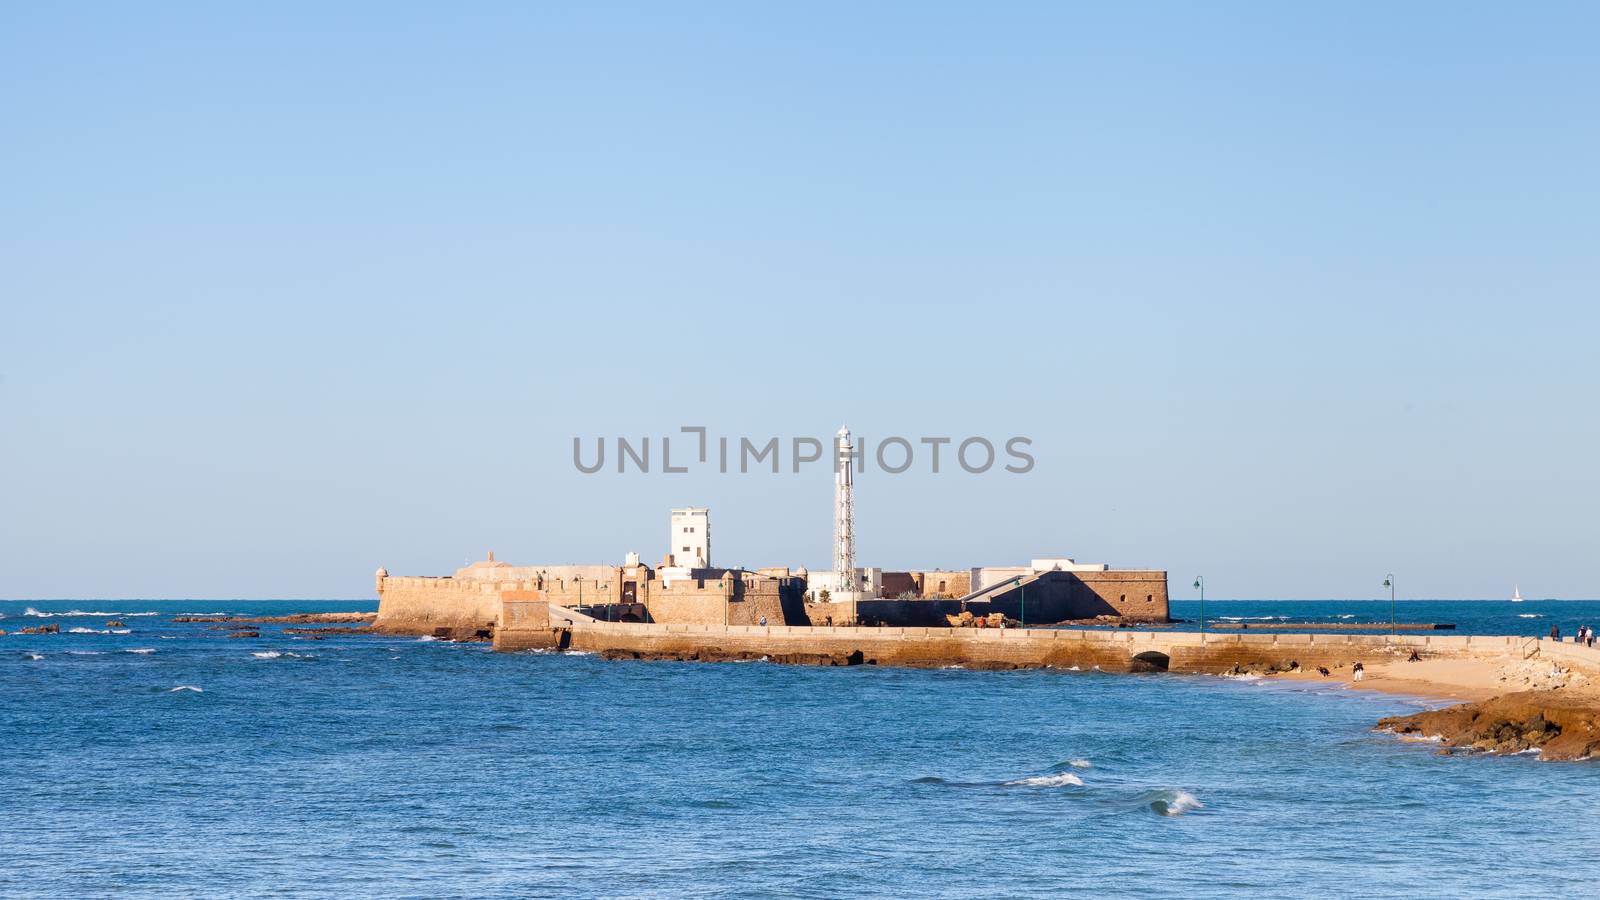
[1383,575,1395,632]
[1016,577,1026,627]
[1193,576,1205,634]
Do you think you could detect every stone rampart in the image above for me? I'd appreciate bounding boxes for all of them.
[495,605,1587,676]
[375,576,505,637]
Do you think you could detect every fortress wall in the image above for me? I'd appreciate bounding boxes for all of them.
[913,570,972,598]
[644,579,788,626]
[375,576,503,636]
[969,571,1170,623]
[494,610,1581,675]
[1072,571,1169,619]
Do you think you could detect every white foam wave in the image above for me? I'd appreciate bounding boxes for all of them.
[415,635,437,642]
[1150,790,1203,817]
[67,627,106,634]
[24,653,44,661]
[65,650,103,655]
[125,648,156,654]
[24,608,158,617]
[1066,665,1081,671]
[253,651,283,659]
[1006,772,1084,787]
[169,685,203,693]
[1519,614,1542,619]
[1068,759,1092,769]
[1218,616,1287,622]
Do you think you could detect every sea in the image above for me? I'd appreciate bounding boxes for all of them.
[4,598,1600,898]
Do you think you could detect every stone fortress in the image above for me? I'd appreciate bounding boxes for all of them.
[376,427,1169,659]
[374,504,1170,640]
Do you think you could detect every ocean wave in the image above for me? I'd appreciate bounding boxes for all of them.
[1067,759,1092,769]
[169,685,203,693]
[415,635,437,642]
[1144,789,1203,817]
[1519,614,1542,619]
[1006,772,1084,788]
[253,651,283,659]
[23,608,158,618]
[1218,616,1288,622]
[24,652,44,661]
[125,648,156,654]
[65,650,103,656]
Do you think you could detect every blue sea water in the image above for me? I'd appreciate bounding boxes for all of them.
[4,599,1600,898]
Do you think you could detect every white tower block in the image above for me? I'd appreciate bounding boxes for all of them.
[833,426,856,597]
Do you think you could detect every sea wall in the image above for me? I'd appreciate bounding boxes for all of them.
[375,576,504,637]
[495,604,1573,674]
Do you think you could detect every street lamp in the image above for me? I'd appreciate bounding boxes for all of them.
[1382,575,1395,632]
[1017,577,1026,627]
[1193,576,1205,634]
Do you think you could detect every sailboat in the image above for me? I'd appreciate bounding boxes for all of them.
[1511,585,1524,603]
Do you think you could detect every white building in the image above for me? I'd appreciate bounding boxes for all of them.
[806,567,881,601]
[969,558,1110,592]
[669,507,710,568]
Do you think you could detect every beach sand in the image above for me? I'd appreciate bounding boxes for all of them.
[1274,654,1600,704]
[1269,654,1600,758]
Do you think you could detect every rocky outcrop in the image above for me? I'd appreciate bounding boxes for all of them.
[104,620,126,627]
[177,613,375,625]
[224,630,261,639]
[1378,691,1600,761]
[20,623,60,634]
[945,611,1017,628]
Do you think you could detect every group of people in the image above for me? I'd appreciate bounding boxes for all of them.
[1550,624,1598,648]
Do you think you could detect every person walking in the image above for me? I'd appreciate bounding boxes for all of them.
[1551,625,1561,642]
[1352,661,1365,682]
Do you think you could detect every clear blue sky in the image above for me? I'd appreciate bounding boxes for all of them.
[3,3,1596,600]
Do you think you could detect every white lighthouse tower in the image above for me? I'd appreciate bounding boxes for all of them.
[833,425,856,599]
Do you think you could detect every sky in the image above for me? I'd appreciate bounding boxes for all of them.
[2,2,1597,600]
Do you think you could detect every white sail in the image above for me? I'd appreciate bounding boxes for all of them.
[1511,584,1523,602]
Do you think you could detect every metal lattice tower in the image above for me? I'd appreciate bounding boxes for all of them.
[833,425,855,595]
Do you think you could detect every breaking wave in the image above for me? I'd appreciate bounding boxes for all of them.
[253,651,283,659]
[1519,614,1542,619]
[1067,759,1092,769]
[1006,772,1084,788]
[24,653,44,661]
[125,648,156,654]
[65,650,103,655]
[169,685,203,693]
[1143,789,1203,817]
[24,608,158,618]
